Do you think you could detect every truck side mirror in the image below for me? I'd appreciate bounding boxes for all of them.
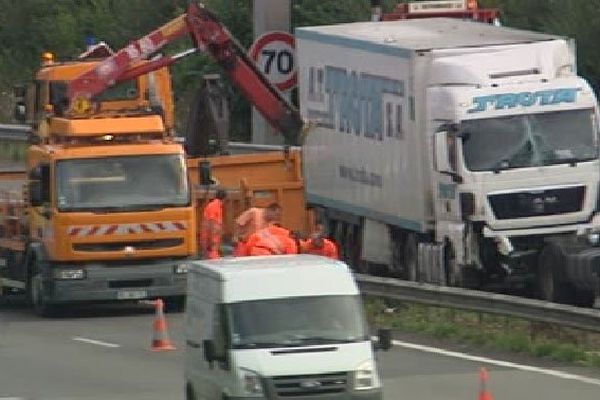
[434,130,463,184]
[29,181,43,207]
[14,101,26,123]
[29,164,50,206]
[13,84,27,123]
[434,130,452,173]
[377,328,392,351]
[203,339,216,363]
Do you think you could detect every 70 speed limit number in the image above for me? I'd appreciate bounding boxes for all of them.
[249,31,297,91]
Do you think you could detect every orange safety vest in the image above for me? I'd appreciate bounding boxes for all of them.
[244,225,297,256]
[301,238,339,260]
[199,198,223,259]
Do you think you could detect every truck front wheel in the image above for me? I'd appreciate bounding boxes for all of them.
[537,244,570,304]
[28,272,56,317]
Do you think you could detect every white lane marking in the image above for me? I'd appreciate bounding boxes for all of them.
[72,336,121,348]
[0,398,26,400]
[392,339,600,387]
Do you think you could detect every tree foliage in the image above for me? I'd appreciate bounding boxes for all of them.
[1,1,600,138]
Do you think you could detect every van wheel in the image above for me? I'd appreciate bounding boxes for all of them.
[185,383,197,400]
[29,272,56,317]
[403,234,419,282]
[164,296,185,313]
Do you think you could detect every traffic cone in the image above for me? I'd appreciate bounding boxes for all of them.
[151,298,176,351]
[478,367,493,400]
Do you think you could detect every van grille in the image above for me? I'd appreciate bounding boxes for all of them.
[269,372,348,397]
[73,238,183,252]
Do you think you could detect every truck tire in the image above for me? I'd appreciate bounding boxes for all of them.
[443,240,457,286]
[28,272,56,317]
[537,244,571,304]
[389,230,404,277]
[573,289,596,308]
[185,383,197,400]
[403,234,419,282]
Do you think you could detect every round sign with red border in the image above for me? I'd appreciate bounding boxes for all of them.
[249,31,297,91]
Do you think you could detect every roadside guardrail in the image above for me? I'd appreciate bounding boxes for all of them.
[355,274,600,333]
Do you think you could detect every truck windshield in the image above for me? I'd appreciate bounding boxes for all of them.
[56,154,189,212]
[227,295,368,349]
[461,109,598,171]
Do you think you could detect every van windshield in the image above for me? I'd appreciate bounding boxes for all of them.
[227,295,368,348]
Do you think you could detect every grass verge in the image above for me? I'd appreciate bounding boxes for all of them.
[364,296,600,368]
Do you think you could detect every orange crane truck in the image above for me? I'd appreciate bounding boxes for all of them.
[0,2,307,315]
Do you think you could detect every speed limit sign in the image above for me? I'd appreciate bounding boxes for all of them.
[249,31,297,91]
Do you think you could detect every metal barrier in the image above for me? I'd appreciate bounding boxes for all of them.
[355,273,600,333]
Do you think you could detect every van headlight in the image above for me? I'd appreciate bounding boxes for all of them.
[353,359,380,390]
[242,370,264,395]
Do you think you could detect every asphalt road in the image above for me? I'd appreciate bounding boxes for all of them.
[1,299,600,400]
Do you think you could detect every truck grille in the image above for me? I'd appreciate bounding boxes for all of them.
[269,372,348,397]
[73,238,183,252]
[488,186,585,220]
[108,279,153,288]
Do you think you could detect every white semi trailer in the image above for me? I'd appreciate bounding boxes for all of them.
[297,18,600,306]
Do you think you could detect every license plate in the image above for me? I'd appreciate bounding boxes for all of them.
[117,290,147,300]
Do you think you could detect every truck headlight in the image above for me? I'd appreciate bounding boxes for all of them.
[174,263,189,274]
[53,269,85,280]
[588,233,600,246]
[242,371,264,395]
[353,359,379,390]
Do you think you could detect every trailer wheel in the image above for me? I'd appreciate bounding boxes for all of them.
[185,383,197,400]
[403,234,419,282]
[537,244,570,304]
[443,240,457,286]
[28,273,55,317]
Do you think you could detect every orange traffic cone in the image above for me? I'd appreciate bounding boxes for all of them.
[478,367,493,400]
[151,298,176,351]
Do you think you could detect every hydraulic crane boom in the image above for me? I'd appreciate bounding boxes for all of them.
[67,2,304,145]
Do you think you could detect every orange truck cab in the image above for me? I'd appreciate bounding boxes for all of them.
[0,49,195,315]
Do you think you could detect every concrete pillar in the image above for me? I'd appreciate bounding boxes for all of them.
[251,0,291,145]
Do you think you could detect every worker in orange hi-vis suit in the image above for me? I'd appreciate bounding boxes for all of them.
[300,222,339,260]
[243,203,298,256]
[199,189,227,259]
[301,234,339,259]
[232,206,267,256]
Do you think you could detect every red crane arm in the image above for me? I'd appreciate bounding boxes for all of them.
[67,2,304,145]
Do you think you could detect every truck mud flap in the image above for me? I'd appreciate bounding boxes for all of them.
[417,243,446,285]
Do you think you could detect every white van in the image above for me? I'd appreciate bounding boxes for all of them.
[184,255,388,400]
